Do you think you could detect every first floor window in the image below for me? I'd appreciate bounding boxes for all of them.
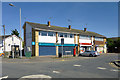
[41,31,47,36]
[95,37,104,41]
[59,33,64,37]
[48,32,56,36]
[70,34,74,38]
[64,33,67,38]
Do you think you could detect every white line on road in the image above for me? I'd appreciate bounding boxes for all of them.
[110,69,119,72]
[53,70,60,73]
[0,76,8,79]
[97,67,106,70]
[73,65,81,67]
[20,74,52,78]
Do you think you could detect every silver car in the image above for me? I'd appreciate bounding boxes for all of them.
[78,51,100,57]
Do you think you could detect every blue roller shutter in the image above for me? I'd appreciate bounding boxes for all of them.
[39,46,56,56]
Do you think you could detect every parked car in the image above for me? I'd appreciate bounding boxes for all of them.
[78,50,100,57]
[0,50,4,57]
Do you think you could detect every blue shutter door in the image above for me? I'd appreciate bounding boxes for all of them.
[39,46,56,56]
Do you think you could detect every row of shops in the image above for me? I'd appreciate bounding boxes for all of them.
[23,21,107,56]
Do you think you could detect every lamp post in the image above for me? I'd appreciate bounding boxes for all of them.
[3,25,5,54]
[9,3,22,58]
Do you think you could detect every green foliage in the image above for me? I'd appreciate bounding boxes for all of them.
[115,38,120,47]
[107,38,114,47]
[107,38,120,53]
[11,29,19,37]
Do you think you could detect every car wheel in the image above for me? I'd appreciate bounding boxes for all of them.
[94,55,97,57]
[78,54,82,56]
[89,54,93,57]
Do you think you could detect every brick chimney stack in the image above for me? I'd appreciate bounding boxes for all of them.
[68,25,71,30]
[48,21,50,27]
[84,28,87,32]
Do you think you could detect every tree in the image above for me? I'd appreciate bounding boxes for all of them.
[11,29,19,37]
[116,38,120,47]
[107,38,114,47]
[107,38,120,53]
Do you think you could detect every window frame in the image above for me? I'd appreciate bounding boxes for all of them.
[79,35,91,40]
[40,31,48,36]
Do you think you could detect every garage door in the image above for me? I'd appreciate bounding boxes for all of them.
[39,46,56,56]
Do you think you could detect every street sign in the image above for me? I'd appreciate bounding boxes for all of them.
[32,42,35,45]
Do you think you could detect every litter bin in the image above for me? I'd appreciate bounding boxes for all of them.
[58,53,62,58]
[25,51,32,57]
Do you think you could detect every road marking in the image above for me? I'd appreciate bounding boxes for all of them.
[110,69,119,72]
[73,65,81,67]
[0,76,8,79]
[109,62,120,69]
[53,70,60,73]
[61,59,65,61]
[97,67,106,70]
[20,74,52,78]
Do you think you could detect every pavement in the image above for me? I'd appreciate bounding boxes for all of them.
[2,53,112,63]
[1,53,120,79]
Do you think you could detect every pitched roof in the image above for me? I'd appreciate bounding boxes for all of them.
[0,35,22,41]
[24,21,106,38]
[0,35,11,39]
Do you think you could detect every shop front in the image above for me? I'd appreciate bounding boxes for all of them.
[79,43,92,53]
[94,40,105,53]
[95,45,104,53]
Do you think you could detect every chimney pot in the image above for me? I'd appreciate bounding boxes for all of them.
[48,21,50,27]
[84,28,87,32]
[68,25,71,30]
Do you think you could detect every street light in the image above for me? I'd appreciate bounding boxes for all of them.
[9,3,22,58]
[2,25,5,54]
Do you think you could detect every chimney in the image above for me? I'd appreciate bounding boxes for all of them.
[48,21,50,27]
[84,28,87,32]
[68,25,71,30]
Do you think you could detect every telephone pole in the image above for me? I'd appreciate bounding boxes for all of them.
[3,25,5,54]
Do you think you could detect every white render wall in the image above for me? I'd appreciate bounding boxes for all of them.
[79,39,91,43]
[58,37,74,44]
[38,34,93,45]
[0,35,23,52]
[79,39,92,46]
[39,36,74,44]
[75,35,78,44]
[39,36,56,43]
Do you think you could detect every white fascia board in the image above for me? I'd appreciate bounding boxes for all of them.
[33,28,79,34]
